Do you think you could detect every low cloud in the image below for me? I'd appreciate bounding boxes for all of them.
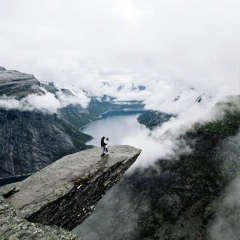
[117,84,232,170]
[25,92,61,112]
[0,88,90,113]
[56,89,90,109]
[1,0,239,103]
[0,93,60,113]
[0,98,22,110]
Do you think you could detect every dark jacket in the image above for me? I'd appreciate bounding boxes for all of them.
[101,137,105,147]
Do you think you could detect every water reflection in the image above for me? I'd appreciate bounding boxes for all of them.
[81,111,143,146]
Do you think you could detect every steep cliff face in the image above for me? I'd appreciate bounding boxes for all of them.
[0,145,141,239]
[0,108,92,178]
[133,104,240,239]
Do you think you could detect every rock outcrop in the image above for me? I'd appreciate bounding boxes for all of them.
[0,145,141,239]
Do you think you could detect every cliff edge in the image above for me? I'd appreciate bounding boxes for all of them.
[0,145,141,239]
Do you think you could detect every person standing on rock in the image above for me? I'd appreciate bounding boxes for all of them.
[101,136,106,157]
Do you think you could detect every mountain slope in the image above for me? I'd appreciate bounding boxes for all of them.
[0,69,95,178]
[137,110,175,129]
[76,95,240,240]
[0,107,93,178]
[0,70,44,99]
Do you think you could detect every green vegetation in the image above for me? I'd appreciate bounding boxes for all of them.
[180,105,240,188]
[87,97,118,118]
[193,96,240,135]
[193,111,240,137]
[59,105,95,130]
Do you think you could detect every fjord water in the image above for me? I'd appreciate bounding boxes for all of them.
[80,110,145,147]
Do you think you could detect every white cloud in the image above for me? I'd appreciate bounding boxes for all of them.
[56,89,90,109]
[121,126,180,169]
[0,0,239,102]
[0,93,60,113]
[0,88,90,113]
[24,92,61,112]
[0,98,22,110]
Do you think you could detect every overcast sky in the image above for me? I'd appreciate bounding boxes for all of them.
[0,0,240,100]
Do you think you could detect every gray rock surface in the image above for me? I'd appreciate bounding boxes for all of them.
[0,196,79,240]
[0,70,41,99]
[0,145,141,239]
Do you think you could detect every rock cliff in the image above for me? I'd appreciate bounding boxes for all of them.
[0,69,42,99]
[0,107,93,178]
[0,145,141,239]
[0,68,95,178]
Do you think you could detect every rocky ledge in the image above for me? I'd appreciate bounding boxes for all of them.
[0,145,141,239]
